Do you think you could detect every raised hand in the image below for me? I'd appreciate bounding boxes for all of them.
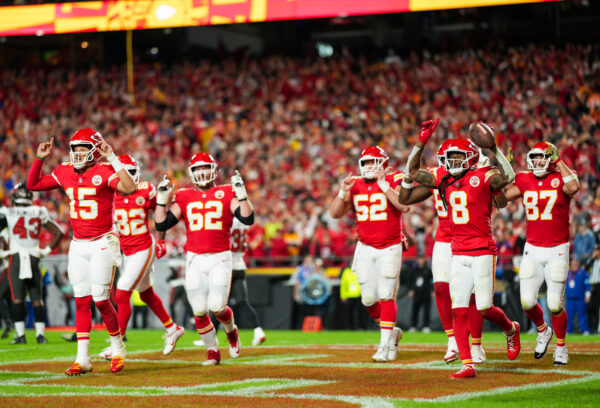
[340,172,356,192]
[419,118,440,144]
[231,170,248,201]
[545,143,561,164]
[97,141,114,159]
[156,175,174,206]
[37,137,54,159]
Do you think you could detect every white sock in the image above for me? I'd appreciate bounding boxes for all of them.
[35,322,45,337]
[76,339,90,363]
[110,334,125,355]
[166,324,177,335]
[448,336,457,349]
[201,328,219,350]
[15,321,25,337]
[380,328,392,346]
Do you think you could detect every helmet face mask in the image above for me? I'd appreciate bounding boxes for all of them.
[70,145,94,169]
[358,146,389,179]
[12,183,33,206]
[69,129,103,169]
[527,142,556,177]
[188,153,218,187]
[444,139,479,176]
[118,154,140,183]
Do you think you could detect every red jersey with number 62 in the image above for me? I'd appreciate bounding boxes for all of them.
[514,171,571,247]
[349,172,404,249]
[52,162,119,240]
[173,185,235,254]
[434,166,498,256]
[114,182,157,256]
[428,167,452,243]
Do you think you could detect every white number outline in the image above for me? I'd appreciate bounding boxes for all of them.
[523,190,557,221]
[65,187,98,220]
[187,201,224,231]
[114,208,148,236]
[353,193,388,222]
[449,191,469,224]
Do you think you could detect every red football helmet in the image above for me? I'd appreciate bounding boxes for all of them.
[70,128,103,169]
[527,141,557,177]
[359,146,389,179]
[188,152,218,186]
[437,140,453,167]
[119,154,140,183]
[444,138,480,176]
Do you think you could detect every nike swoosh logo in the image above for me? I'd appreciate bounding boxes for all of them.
[101,247,107,250]
[558,253,565,256]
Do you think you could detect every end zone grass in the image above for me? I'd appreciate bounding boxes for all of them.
[1,329,599,407]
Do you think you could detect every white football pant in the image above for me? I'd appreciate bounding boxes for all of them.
[185,250,233,315]
[352,242,402,307]
[449,254,495,310]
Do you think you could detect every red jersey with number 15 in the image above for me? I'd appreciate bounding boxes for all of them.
[173,185,236,254]
[52,162,119,240]
[349,172,404,249]
[434,166,498,256]
[428,167,452,243]
[114,182,157,256]
[514,171,571,247]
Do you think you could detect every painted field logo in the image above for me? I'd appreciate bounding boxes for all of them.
[470,176,480,187]
[92,175,103,186]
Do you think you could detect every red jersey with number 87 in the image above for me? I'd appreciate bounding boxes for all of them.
[114,182,157,256]
[52,162,119,240]
[349,172,404,249]
[514,171,571,247]
[434,166,498,256]
[173,185,235,254]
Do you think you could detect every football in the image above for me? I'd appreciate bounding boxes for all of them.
[469,122,496,149]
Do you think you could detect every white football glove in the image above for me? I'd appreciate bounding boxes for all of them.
[39,246,52,258]
[231,170,248,201]
[0,249,10,259]
[156,174,174,206]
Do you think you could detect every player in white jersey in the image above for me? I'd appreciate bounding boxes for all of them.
[0,184,64,344]
[230,218,266,346]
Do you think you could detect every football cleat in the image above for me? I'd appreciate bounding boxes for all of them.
[226,325,241,358]
[444,337,459,363]
[1,322,14,339]
[110,355,124,373]
[450,364,476,379]
[505,322,521,361]
[386,327,403,361]
[10,335,26,345]
[99,346,112,360]
[471,345,486,364]
[553,346,568,366]
[65,361,92,376]
[203,349,221,366]
[36,335,48,344]
[372,344,388,363]
[163,325,185,355]
[534,326,554,360]
[252,327,266,346]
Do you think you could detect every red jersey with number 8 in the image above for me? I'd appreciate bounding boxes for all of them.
[114,182,157,256]
[434,166,498,256]
[349,172,404,249]
[173,185,235,254]
[514,171,571,247]
[52,162,119,240]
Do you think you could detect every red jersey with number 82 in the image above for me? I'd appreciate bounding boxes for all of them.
[514,171,571,247]
[434,166,498,256]
[428,167,452,243]
[173,185,235,254]
[349,172,404,249]
[52,162,119,240]
[114,182,157,256]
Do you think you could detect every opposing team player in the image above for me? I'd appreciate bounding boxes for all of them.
[503,142,579,365]
[399,140,497,364]
[330,146,408,362]
[99,155,184,360]
[155,153,253,366]
[230,217,266,346]
[0,184,64,344]
[27,129,136,375]
[407,120,521,379]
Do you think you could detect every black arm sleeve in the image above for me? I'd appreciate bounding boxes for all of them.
[155,211,179,231]
[234,206,254,226]
[0,214,7,231]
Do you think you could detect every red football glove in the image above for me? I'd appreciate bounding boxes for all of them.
[419,118,440,144]
[156,240,167,259]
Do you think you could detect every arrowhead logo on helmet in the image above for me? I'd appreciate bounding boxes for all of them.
[359,146,389,179]
[119,154,140,183]
[189,152,218,187]
[444,138,480,176]
[70,128,103,169]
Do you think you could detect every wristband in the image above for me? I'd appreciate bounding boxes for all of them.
[338,190,348,199]
[401,179,414,189]
[555,157,562,165]
[377,180,391,193]
[562,174,577,184]
[107,153,125,172]
[36,155,46,161]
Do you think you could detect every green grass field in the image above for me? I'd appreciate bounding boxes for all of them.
[1,329,599,407]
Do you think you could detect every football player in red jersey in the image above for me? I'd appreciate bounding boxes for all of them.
[330,146,410,362]
[399,139,502,365]
[503,142,579,366]
[26,129,137,376]
[407,120,520,379]
[155,153,254,366]
[98,155,184,361]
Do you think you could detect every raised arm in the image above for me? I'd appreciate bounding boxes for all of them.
[330,173,355,219]
[398,180,433,205]
[98,141,137,195]
[487,145,515,191]
[375,170,410,212]
[503,184,522,202]
[406,119,440,189]
[154,175,181,231]
[547,146,579,197]
[27,138,60,191]
[230,170,255,225]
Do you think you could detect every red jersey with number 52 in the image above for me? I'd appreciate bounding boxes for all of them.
[514,171,571,247]
[52,162,119,240]
[349,172,404,249]
[173,185,235,254]
[428,167,452,243]
[114,181,157,256]
[434,166,498,256]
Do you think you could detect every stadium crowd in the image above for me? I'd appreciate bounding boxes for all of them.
[1,43,600,268]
